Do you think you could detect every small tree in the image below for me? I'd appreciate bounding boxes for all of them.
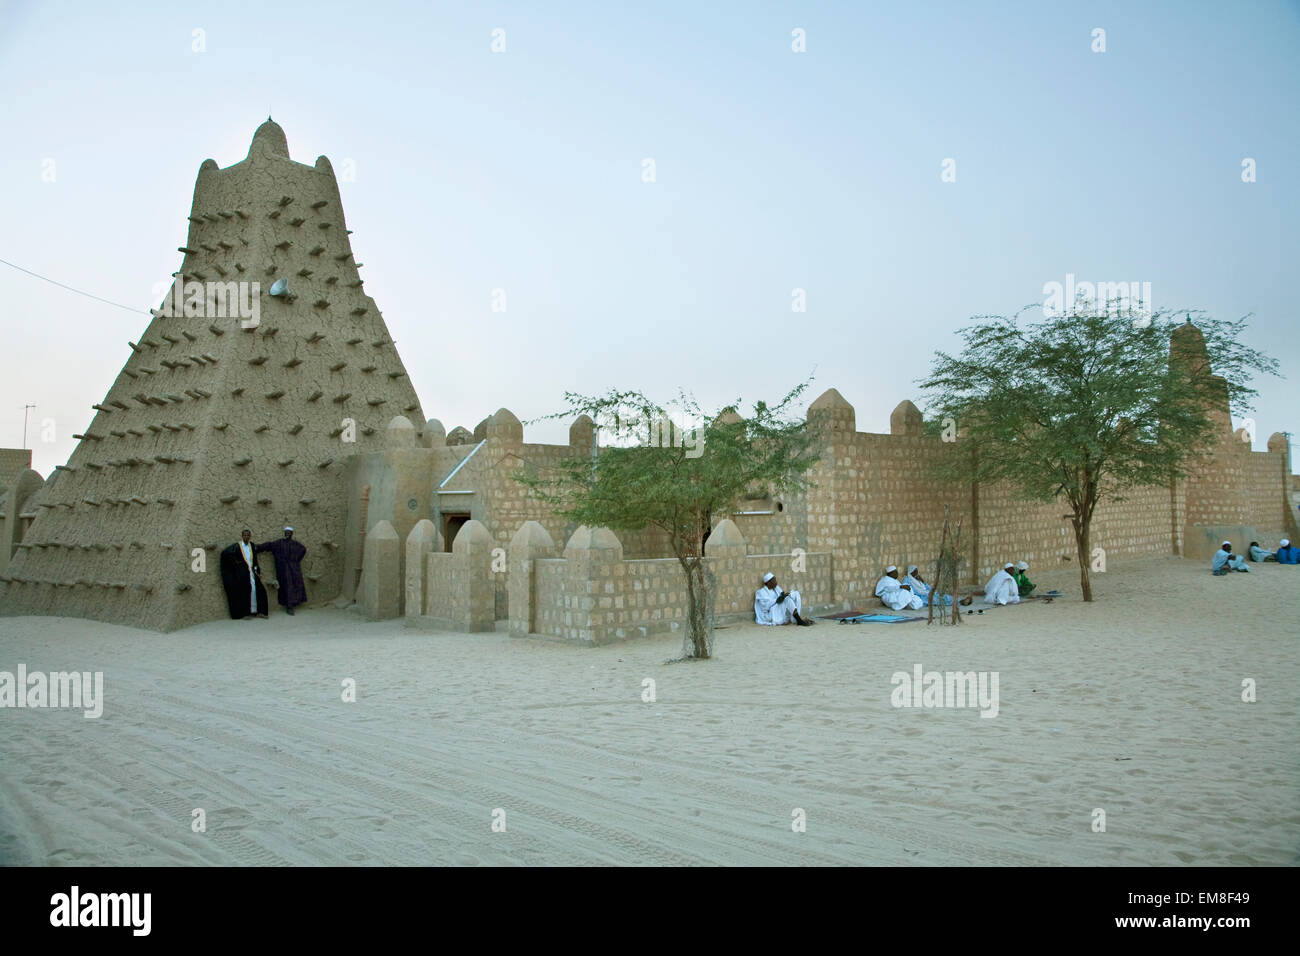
[519,383,820,659]
[920,305,1279,601]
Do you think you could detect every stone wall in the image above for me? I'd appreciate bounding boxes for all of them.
[792,381,1294,588]
[504,519,835,645]
[972,478,1178,580]
[397,517,836,644]
[357,367,1294,641]
[417,518,494,632]
[1241,443,1293,535]
[344,409,680,624]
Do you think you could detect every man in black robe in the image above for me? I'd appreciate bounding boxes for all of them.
[257,525,308,615]
[219,528,268,619]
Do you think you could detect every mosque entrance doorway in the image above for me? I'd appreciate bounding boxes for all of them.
[442,512,470,552]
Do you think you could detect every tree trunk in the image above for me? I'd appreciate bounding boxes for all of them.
[682,557,716,659]
[1072,515,1093,602]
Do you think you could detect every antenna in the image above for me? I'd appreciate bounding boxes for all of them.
[21,403,35,449]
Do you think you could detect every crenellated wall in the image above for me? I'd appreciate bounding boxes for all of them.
[351,321,1294,640]
[796,388,1292,589]
[403,517,836,644]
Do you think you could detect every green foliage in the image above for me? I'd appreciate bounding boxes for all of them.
[517,381,821,657]
[919,304,1280,599]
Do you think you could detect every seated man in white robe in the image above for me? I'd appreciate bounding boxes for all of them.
[983,563,1021,605]
[903,564,955,606]
[755,572,814,626]
[876,566,926,610]
[1211,541,1249,574]
[1247,541,1275,562]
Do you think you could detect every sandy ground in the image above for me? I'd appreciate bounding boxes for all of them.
[0,555,1296,866]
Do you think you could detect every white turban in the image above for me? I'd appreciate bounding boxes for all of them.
[1282,539,1290,547]
[1004,562,1014,570]
[1016,561,1029,570]
[885,565,897,573]
[285,525,294,532]
[907,565,918,574]
[762,572,774,583]
[1222,540,1232,547]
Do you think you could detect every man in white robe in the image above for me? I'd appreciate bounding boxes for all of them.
[1247,541,1275,562]
[903,564,955,606]
[876,566,925,610]
[983,563,1021,605]
[1211,541,1249,574]
[902,565,930,601]
[755,572,814,626]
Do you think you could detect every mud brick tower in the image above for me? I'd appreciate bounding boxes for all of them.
[0,121,423,629]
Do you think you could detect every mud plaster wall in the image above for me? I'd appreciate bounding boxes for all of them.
[0,449,33,490]
[0,122,422,630]
[360,382,1293,630]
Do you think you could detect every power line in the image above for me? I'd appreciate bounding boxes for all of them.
[0,256,143,314]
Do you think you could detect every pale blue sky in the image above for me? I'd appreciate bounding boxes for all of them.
[2,0,1297,475]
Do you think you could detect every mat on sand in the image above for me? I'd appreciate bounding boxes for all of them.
[817,612,925,624]
[1017,589,1063,602]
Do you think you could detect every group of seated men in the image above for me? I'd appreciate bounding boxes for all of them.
[758,535,1297,623]
[875,561,1034,610]
[754,560,1039,625]
[1214,538,1299,574]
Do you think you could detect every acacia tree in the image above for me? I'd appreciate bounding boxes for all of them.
[519,383,820,659]
[920,305,1279,601]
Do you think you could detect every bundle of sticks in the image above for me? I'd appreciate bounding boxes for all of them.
[929,506,963,626]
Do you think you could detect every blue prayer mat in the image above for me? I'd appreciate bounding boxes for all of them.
[830,613,924,624]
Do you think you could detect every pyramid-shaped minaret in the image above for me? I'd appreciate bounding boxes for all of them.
[0,120,423,630]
